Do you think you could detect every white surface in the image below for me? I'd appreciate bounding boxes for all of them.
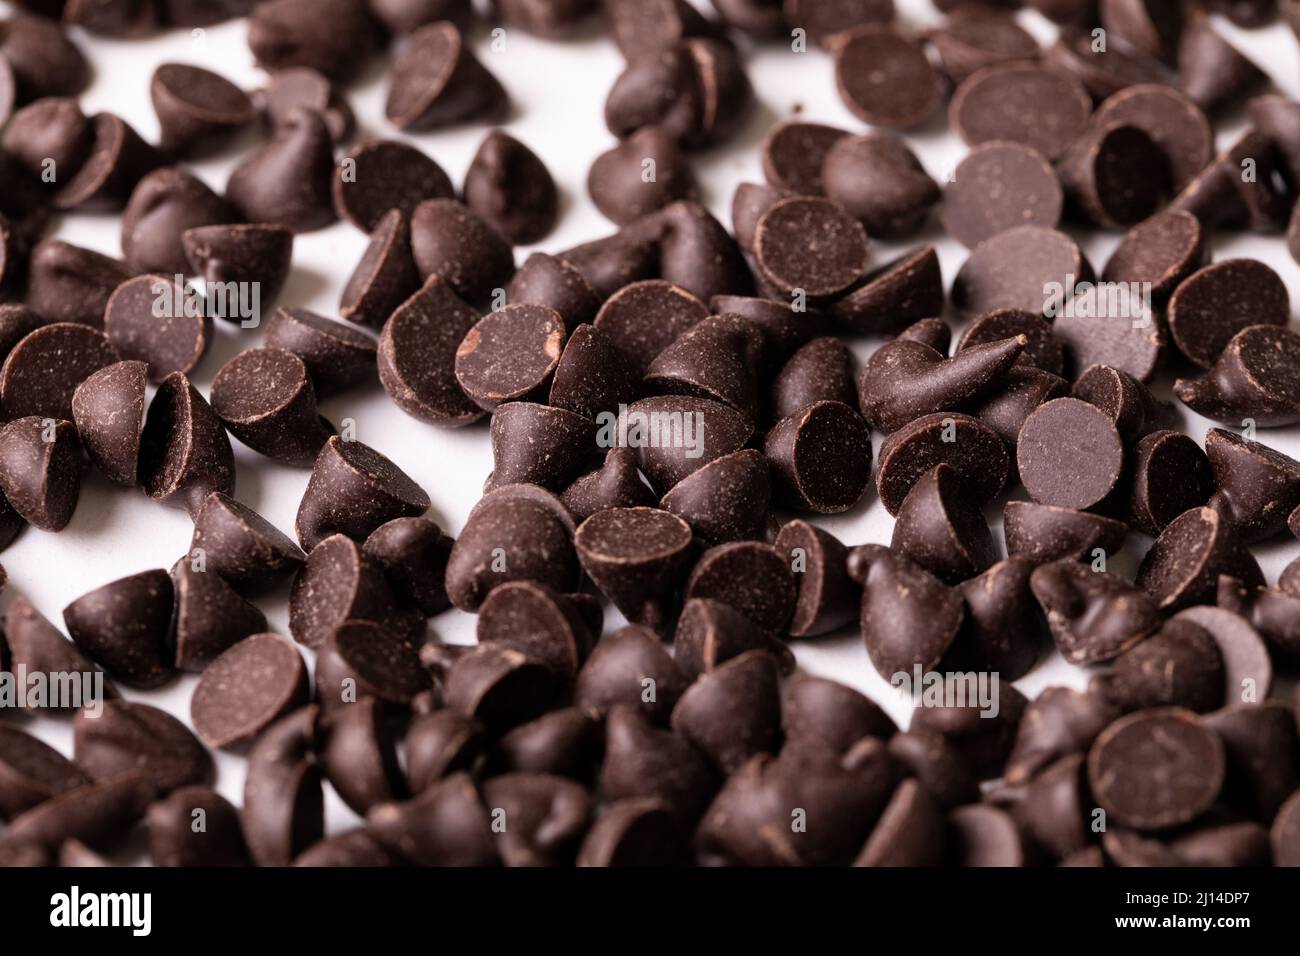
[4,1,1300,848]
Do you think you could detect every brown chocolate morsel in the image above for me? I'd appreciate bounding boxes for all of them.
[1092,86,1210,195]
[602,41,699,143]
[406,710,485,793]
[332,139,453,233]
[770,337,856,423]
[1,774,150,854]
[1172,131,1292,233]
[625,394,752,494]
[1057,122,1171,229]
[508,253,600,333]
[0,416,80,531]
[680,38,754,148]
[1102,209,1207,299]
[731,181,788,254]
[247,0,378,79]
[265,307,377,399]
[942,142,1062,251]
[754,196,870,302]
[190,634,309,749]
[858,335,1025,434]
[368,772,498,866]
[182,224,292,320]
[593,279,709,376]
[3,596,118,709]
[711,294,825,374]
[1249,95,1300,190]
[171,560,268,671]
[572,625,689,724]
[820,246,940,337]
[897,317,951,354]
[1088,706,1224,831]
[0,322,119,422]
[761,120,849,195]
[1091,618,1225,713]
[1005,687,1119,786]
[575,507,693,631]
[952,225,1092,319]
[1173,605,1272,707]
[294,829,399,866]
[783,675,896,755]
[3,97,91,180]
[1138,506,1263,611]
[951,63,1091,161]
[487,402,597,492]
[321,698,406,815]
[927,6,1039,84]
[774,520,858,638]
[137,372,235,517]
[1071,363,1169,443]
[102,274,211,384]
[410,199,515,306]
[875,412,1010,515]
[488,708,600,782]
[1168,260,1289,371]
[1175,325,1300,427]
[560,449,656,522]
[1203,703,1300,823]
[1099,0,1183,63]
[241,705,323,866]
[148,786,250,867]
[576,797,687,866]
[1177,15,1267,115]
[621,201,752,304]
[599,705,717,823]
[589,126,695,228]
[210,348,331,467]
[1029,559,1161,664]
[854,777,944,867]
[23,241,126,329]
[891,464,995,586]
[295,436,429,551]
[444,493,579,612]
[821,133,939,239]
[560,234,659,302]
[1170,821,1270,866]
[477,582,593,680]
[1218,575,1300,663]
[910,683,1028,780]
[548,325,640,424]
[150,63,253,156]
[72,700,212,796]
[315,621,431,714]
[0,14,91,99]
[463,130,557,246]
[63,569,175,689]
[362,517,453,617]
[288,535,405,649]
[1205,428,1300,544]
[974,366,1070,452]
[0,724,91,820]
[658,447,770,544]
[263,66,354,143]
[341,209,421,331]
[673,597,793,681]
[1127,430,1214,536]
[121,167,235,275]
[886,729,979,810]
[684,540,796,633]
[995,753,1091,862]
[1017,397,1126,511]
[385,21,506,130]
[833,26,942,130]
[442,644,554,734]
[1054,291,1167,383]
[670,650,781,774]
[847,544,965,679]
[72,361,146,486]
[53,112,163,212]
[943,556,1046,681]
[190,492,305,596]
[764,402,871,515]
[480,772,591,867]
[226,108,335,233]
[645,313,763,419]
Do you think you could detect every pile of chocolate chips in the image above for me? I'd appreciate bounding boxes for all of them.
[1,0,1300,869]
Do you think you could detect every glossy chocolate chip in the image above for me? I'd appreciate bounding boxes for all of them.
[951,63,1092,161]
[942,142,1062,250]
[774,520,858,638]
[226,108,335,233]
[875,412,1009,515]
[1030,559,1160,664]
[332,139,453,233]
[63,569,176,689]
[183,224,293,319]
[385,21,506,130]
[138,372,235,517]
[1138,506,1263,611]
[891,464,996,586]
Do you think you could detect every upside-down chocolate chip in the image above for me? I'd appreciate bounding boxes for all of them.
[332,138,453,233]
[775,520,858,638]
[951,63,1092,161]
[138,372,235,517]
[573,625,689,724]
[385,21,507,130]
[942,142,1063,250]
[226,108,336,233]
[575,507,693,632]
[63,569,175,689]
[1030,559,1161,664]
[1017,397,1125,511]
[875,412,1009,515]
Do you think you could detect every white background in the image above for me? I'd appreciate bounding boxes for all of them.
[4,0,1300,854]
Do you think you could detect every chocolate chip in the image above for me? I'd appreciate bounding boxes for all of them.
[855,778,945,866]
[1004,500,1129,564]
[670,650,781,774]
[481,772,591,867]
[1,322,119,421]
[1169,259,1290,371]
[1,774,149,855]
[774,519,858,638]
[621,201,752,303]
[782,677,893,758]
[575,797,686,866]
[951,63,1092,161]
[460,129,557,245]
[827,245,944,335]
[170,555,267,669]
[361,517,452,617]
[928,7,1039,84]
[3,596,118,709]
[655,448,767,543]
[1217,575,1300,663]
[598,704,716,822]
[960,309,1064,376]
[73,699,212,795]
[211,348,330,466]
[241,705,323,866]
[684,541,796,633]
[593,279,709,376]
[508,253,600,333]
[332,138,453,233]
[0,416,80,532]
[1101,209,1207,304]
[1052,292,1163,385]
[1100,0,1183,63]
[476,581,594,680]
[1005,686,1118,786]
[183,224,293,318]
[603,44,700,143]
[404,709,483,793]
[295,436,429,551]
[316,620,431,714]
[761,120,848,195]
[1204,703,1300,821]
[122,167,235,275]
[247,0,378,79]
[63,0,157,35]
[891,464,996,586]
[573,625,688,724]
[410,198,515,306]
[2,96,92,179]
[486,402,596,492]
[288,534,406,648]
[150,63,253,156]
[574,507,693,631]
[63,569,176,689]
[340,207,423,331]
[319,697,405,815]
[1172,131,1292,232]
[368,771,498,866]
[975,367,1069,461]
[942,142,1063,249]
[1173,605,1273,708]
[561,449,656,521]
[188,633,309,751]
[834,26,942,129]
[859,336,1024,434]
[1088,707,1223,830]
[263,66,354,143]
[1127,430,1214,536]
[673,597,793,681]
[1030,559,1160,663]
[1093,84,1213,192]
[1205,428,1300,543]
[148,785,250,867]
[1017,397,1126,510]
[385,20,506,129]
[821,133,940,239]
[104,274,212,383]
[0,724,91,820]
[138,371,235,517]
[226,108,336,233]
[190,492,304,596]
[1092,618,1225,713]
[732,182,790,253]
[754,196,870,302]
[952,226,1091,319]
[265,307,378,398]
[54,113,163,212]
[487,707,598,782]
[1058,122,1171,228]
[1138,506,1263,611]
[440,643,554,734]
[875,412,1009,515]
[887,730,979,810]
[560,234,659,301]
[24,239,130,328]
[1249,94,1300,190]
[588,126,695,227]
[1175,325,1300,426]
[911,684,1027,779]
[1071,363,1168,443]
[1177,14,1267,114]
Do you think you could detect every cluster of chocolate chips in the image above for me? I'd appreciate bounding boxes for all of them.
[2,0,1300,869]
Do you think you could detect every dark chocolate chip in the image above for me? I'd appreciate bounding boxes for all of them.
[320,697,405,815]
[599,705,717,822]
[951,63,1092,161]
[487,402,596,491]
[508,253,600,333]
[593,279,709,376]
[63,569,176,689]
[138,371,235,517]
[1004,500,1129,564]
[685,540,796,633]
[104,274,212,383]
[560,234,659,301]
[927,6,1039,84]
[1168,259,1289,370]
[0,774,149,855]
[910,683,1027,779]
[0,724,91,821]
[385,21,506,130]
[53,113,163,212]
[24,240,130,329]
[1071,363,1168,443]
[784,675,895,755]
[3,596,118,709]
[1177,14,1267,114]
[561,449,656,521]
[774,519,858,638]
[263,66,354,143]
[242,705,323,866]
[588,126,695,227]
[784,0,894,47]
[73,699,212,795]
[974,366,1071,453]
[670,649,781,774]
[1093,84,1212,192]
[190,492,304,596]
[1005,686,1118,786]
[1172,131,1292,233]
[1100,0,1183,63]
[770,336,856,423]
[170,559,267,671]
[575,506,693,631]
[410,198,515,306]
[761,120,848,195]
[2,96,92,179]
[821,133,940,239]
[441,643,554,734]
[834,26,942,129]
[362,516,453,617]
[1091,618,1224,713]
[660,448,770,542]
[892,464,996,586]
[1101,209,1206,304]
[247,0,378,80]
[295,436,428,551]
[1138,505,1263,611]
[1128,429,1214,536]
[332,138,453,233]
[148,785,251,867]
[887,730,979,810]
[1203,703,1300,821]
[1173,604,1273,707]
[183,223,293,319]
[1017,397,1125,510]
[942,142,1062,249]
[0,416,79,532]
[1,322,119,422]
[573,625,689,724]
[1175,325,1300,427]
[827,245,945,335]
[754,196,870,302]
[1030,559,1161,663]
[620,201,752,304]
[575,797,686,866]
[463,129,556,245]
[150,63,253,156]
[189,633,309,749]
[226,108,336,233]
[288,534,407,649]
[731,181,789,253]
[1205,428,1300,543]
[1057,122,1171,228]
[122,166,235,275]
[263,307,377,398]
[875,412,1009,515]
[316,620,431,713]
[477,581,594,680]
[952,225,1092,319]
[210,348,331,467]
